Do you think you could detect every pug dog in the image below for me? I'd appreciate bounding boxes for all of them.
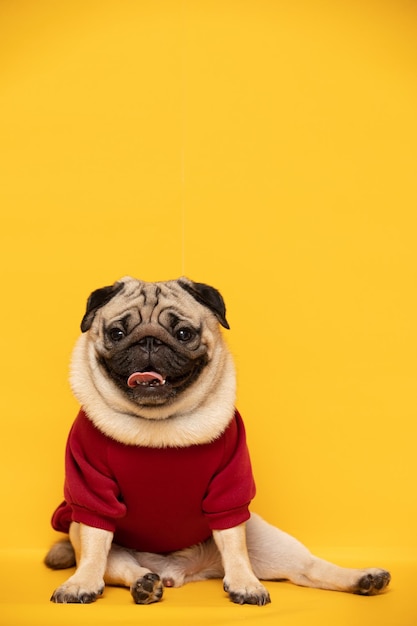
[45,276,390,605]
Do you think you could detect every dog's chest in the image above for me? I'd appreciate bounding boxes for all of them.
[109,436,226,502]
[106,434,230,552]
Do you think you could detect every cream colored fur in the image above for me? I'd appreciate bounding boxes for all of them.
[48,276,390,605]
[70,277,236,447]
[50,515,390,605]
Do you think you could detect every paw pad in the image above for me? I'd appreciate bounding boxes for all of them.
[355,570,391,595]
[131,573,163,604]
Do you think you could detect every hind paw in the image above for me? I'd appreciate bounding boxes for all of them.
[131,573,163,604]
[354,569,391,595]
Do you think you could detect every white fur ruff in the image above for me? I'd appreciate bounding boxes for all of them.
[70,332,236,448]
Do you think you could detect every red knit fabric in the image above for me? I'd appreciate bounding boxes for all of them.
[51,408,256,553]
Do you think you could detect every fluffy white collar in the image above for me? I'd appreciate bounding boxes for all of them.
[70,334,236,448]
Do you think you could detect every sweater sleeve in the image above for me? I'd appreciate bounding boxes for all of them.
[202,410,256,531]
[63,410,126,532]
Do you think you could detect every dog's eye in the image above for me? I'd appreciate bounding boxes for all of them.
[108,328,125,342]
[176,328,194,342]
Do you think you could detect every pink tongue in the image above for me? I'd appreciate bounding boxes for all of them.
[127,371,165,388]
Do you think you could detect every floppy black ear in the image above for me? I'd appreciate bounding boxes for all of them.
[179,280,230,329]
[80,282,125,332]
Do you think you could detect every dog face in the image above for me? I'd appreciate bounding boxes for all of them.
[80,277,229,409]
[70,276,235,447]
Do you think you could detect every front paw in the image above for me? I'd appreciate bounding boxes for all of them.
[131,573,164,604]
[224,579,271,606]
[51,581,104,604]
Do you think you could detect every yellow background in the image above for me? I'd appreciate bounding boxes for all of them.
[0,1,416,624]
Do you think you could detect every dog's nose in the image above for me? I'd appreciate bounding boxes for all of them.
[137,336,163,352]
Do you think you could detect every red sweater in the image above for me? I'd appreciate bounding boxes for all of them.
[51,409,256,553]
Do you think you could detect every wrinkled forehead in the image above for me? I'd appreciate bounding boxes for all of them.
[100,280,202,328]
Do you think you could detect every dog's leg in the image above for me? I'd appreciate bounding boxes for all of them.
[212,524,271,605]
[104,545,163,604]
[148,538,224,588]
[246,513,390,595]
[51,522,113,603]
[49,525,164,604]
